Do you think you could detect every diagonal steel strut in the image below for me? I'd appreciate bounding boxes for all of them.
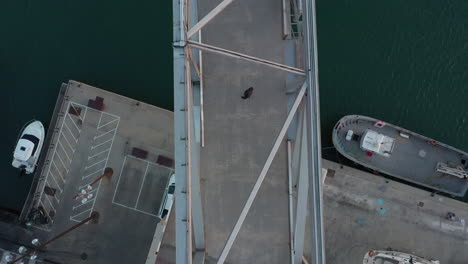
[187,41,306,75]
[217,81,308,264]
[187,0,235,38]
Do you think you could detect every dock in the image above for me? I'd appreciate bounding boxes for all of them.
[19,81,174,264]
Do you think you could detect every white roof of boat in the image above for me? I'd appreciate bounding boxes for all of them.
[361,130,395,157]
[14,139,34,161]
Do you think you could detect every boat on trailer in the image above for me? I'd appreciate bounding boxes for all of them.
[363,250,440,264]
[332,115,468,197]
[12,120,45,174]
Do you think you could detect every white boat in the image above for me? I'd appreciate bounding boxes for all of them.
[12,120,45,174]
[363,250,440,264]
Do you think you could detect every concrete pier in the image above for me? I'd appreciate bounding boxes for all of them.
[318,159,468,264]
[19,81,174,264]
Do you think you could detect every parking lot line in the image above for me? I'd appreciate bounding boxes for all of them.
[81,107,88,123]
[67,112,81,133]
[127,155,175,172]
[112,201,159,218]
[72,197,95,210]
[52,160,66,183]
[56,153,69,172]
[98,118,118,130]
[58,141,72,162]
[49,172,63,193]
[63,121,79,143]
[94,128,116,140]
[75,115,120,222]
[135,163,150,208]
[61,132,76,153]
[84,158,106,170]
[112,155,127,203]
[37,105,69,211]
[44,192,56,212]
[82,168,104,180]
[70,208,92,220]
[88,148,110,160]
[91,138,113,150]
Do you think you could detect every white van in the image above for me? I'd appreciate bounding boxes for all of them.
[158,173,175,219]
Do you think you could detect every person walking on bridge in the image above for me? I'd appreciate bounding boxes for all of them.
[241,87,254,99]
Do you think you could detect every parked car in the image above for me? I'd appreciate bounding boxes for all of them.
[158,173,175,219]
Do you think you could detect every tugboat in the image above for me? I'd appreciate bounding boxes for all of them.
[12,120,45,174]
[363,250,440,264]
[332,115,468,196]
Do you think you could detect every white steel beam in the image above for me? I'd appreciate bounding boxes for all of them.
[174,0,191,262]
[188,0,206,253]
[304,0,325,262]
[187,41,306,75]
[217,81,308,264]
[199,31,205,147]
[187,0,235,38]
[294,109,309,263]
[287,140,295,264]
[184,49,194,264]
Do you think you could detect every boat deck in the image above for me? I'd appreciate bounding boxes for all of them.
[333,115,468,196]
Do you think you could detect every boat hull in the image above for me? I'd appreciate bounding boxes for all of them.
[12,120,45,174]
[363,250,439,264]
[333,115,468,196]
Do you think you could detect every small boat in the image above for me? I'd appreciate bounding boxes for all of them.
[333,115,468,196]
[12,120,45,174]
[363,250,440,264]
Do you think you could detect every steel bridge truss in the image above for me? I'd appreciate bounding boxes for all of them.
[173,0,324,263]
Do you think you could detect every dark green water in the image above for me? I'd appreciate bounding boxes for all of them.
[1,0,468,211]
[1,0,172,211]
[317,0,468,200]
[317,0,468,151]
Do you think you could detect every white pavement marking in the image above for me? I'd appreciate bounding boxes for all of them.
[31,224,51,232]
[97,112,103,129]
[94,128,116,140]
[56,153,69,173]
[67,103,120,223]
[54,193,60,203]
[61,132,76,153]
[84,158,107,170]
[91,138,113,150]
[112,201,159,217]
[112,155,127,203]
[98,118,118,130]
[88,180,102,217]
[37,103,69,212]
[135,163,150,208]
[127,155,173,170]
[72,198,95,210]
[71,101,120,119]
[63,121,79,143]
[67,112,81,133]
[49,172,63,193]
[72,116,120,222]
[82,107,88,123]
[44,192,56,212]
[79,181,94,190]
[88,148,111,160]
[70,208,92,220]
[82,168,104,180]
[58,140,72,162]
[52,160,66,182]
